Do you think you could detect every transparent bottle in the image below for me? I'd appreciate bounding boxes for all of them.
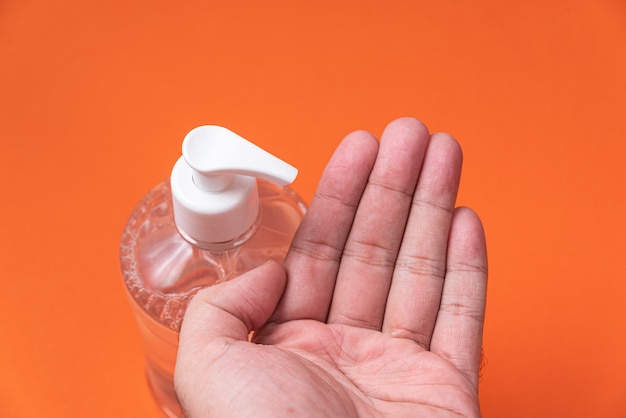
[120,126,306,417]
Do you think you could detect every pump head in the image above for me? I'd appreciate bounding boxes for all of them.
[170,125,298,248]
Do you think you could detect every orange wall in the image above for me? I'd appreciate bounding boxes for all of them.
[1,1,625,416]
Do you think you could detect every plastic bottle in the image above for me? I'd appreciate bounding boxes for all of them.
[120,126,307,417]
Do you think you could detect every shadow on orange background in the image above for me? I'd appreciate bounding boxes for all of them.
[1,1,625,417]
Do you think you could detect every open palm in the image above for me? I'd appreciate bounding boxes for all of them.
[175,118,488,417]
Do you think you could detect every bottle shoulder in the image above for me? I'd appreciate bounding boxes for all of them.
[256,179,307,234]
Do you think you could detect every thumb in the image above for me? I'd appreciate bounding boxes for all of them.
[175,261,287,415]
[179,260,287,345]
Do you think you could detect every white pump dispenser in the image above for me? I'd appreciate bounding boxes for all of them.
[171,126,297,247]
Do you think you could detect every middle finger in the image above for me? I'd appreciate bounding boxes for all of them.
[327,117,430,330]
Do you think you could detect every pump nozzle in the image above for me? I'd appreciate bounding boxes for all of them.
[170,126,298,248]
[183,126,297,192]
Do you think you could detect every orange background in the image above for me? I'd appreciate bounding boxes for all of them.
[2,1,625,417]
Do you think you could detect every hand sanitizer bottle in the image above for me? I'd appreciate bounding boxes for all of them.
[120,126,307,417]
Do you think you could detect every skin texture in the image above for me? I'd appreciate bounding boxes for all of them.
[174,117,488,417]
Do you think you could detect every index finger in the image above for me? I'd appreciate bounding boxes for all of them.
[270,130,379,323]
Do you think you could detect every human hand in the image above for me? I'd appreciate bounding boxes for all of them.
[174,117,488,417]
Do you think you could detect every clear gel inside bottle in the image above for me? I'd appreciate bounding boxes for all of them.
[120,179,305,417]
